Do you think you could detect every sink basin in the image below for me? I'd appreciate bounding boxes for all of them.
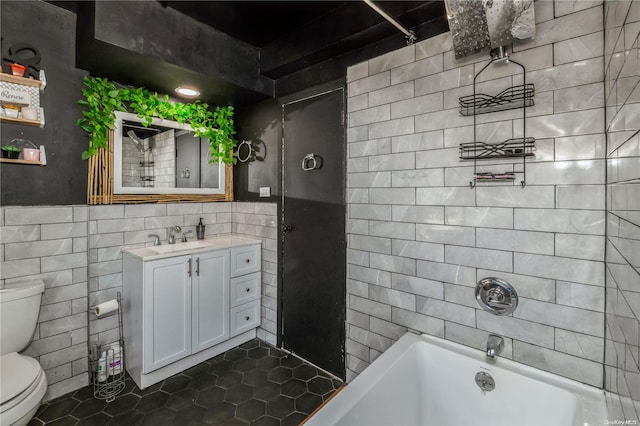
[148,241,210,254]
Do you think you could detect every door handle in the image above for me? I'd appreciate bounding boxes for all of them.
[282,225,293,233]
[196,258,200,276]
[187,258,192,277]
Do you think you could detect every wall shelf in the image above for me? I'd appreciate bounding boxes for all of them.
[0,158,45,166]
[459,138,535,160]
[0,115,43,127]
[459,84,534,116]
[0,70,46,127]
[0,73,45,90]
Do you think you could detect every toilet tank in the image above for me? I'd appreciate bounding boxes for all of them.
[0,280,45,355]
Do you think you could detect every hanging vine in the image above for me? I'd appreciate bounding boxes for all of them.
[76,77,237,164]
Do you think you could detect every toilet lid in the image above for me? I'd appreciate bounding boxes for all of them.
[0,353,41,404]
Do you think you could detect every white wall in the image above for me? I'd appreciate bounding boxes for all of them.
[345,0,607,387]
[0,201,277,401]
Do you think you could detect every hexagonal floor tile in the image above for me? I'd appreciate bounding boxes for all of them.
[236,398,266,422]
[307,376,335,396]
[293,364,318,381]
[216,370,243,388]
[242,368,269,387]
[252,381,281,402]
[247,347,269,360]
[165,388,198,412]
[265,395,295,418]
[281,378,307,398]
[196,386,226,407]
[225,383,254,404]
[295,392,323,414]
[266,366,292,384]
[201,401,236,424]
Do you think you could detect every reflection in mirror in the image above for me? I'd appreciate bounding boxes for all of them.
[114,112,225,195]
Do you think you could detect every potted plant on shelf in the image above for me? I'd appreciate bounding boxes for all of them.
[1,145,21,159]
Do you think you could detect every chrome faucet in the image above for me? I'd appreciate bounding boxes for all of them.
[486,334,504,359]
[148,234,161,246]
[168,226,182,244]
[181,230,193,242]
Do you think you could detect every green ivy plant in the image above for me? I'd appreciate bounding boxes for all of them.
[76,77,237,164]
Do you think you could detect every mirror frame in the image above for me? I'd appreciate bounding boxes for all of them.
[87,111,233,205]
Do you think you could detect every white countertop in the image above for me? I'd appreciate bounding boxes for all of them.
[122,235,261,261]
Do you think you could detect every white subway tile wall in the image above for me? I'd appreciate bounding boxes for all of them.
[604,0,640,421]
[0,201,277,401]
[345,1,608,388]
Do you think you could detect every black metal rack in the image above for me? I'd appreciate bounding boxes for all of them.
[458,49,535,187]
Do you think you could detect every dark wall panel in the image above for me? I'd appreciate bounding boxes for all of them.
[234,98,281,202]
[1,1,88,206]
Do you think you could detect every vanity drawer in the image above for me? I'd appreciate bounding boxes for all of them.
[230,300,261,337]
[230,245,261,277]
[230,272,261,308]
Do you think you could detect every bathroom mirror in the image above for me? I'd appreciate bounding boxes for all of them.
[113,111,227,196]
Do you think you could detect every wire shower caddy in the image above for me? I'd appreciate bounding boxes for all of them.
[458,48,536,187]
[89,292,126,402]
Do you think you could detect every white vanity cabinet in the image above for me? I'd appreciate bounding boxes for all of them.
[122,236,261,389]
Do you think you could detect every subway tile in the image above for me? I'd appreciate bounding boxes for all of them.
[5,239,72,260]
[370,316,408,341]
[0,258,41,279]
[556,281,605,312]
[445,246,512,272]
[476,186,555,208]
[5,207,73,225]
[349,138,390,158]
[514,209,605,235]
[348,157,370,173]
[369,45,415,74]
[390,92,443,119]
[368,117,415,139]
[514,7,603,52]
[73,206,87,222]
[391,273,443,299]
[369,188,415,205]
[350,324,392,353]
[391,54,443,84]
[415,66,474,96]
[392,240,444,262]
[417,187,476,206]
[23,333,71,358]
[348,125,369,143]
[476,310,555,349]
[124,204,167,218]
[515,253,604,286]
[526,160,605,185]
[347,61,369,83]
[416,260,476,287]
[415,32,452,60]
[346,218,369,235]
[347,249,369,267]
[369,82,415,107]
[39,343,87,370]
[349,204,392,221]
[369,152,415,171]
[348,171,391,188]
[347,279,369,298]
[349,72,390,97]
[392,169,444,188]
[555,329,604,363]
[555,1,603,18]
[350,295,392,321]
[42,283,87,305]
[369,285,416,311]
[41,253,87,273]
[347,188,369,204]
[415,147,460,169]
[391,307,445,337]
[348,93,369,113]
[554,83,605,115]
[89,205,124,220]
[369,221,415,240]
[476,228,554,255]
[391,205,444,224]
[514,109,604,139]
[370,253,416,276]
[416,224,475,246]
[349,105,390,127]
[39,312,87,338]
[513,341,603,387]
[416,296,475,327]
[415,108,469,133]
[556,185,606,210]
[515,298,604,337]
[348,264,392,287]
[443,283,476,309]
[445,207,513,229]
[0,225,40,243]
[202,203,232,213]
[554,32,604,66]
[41,223,87,240]
[96,218,145,234]
[349,235,391,254]
[392,130,444,152]
[39,301,72,322]
[555,234,605,261]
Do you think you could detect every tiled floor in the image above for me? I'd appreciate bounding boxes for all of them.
[28,339,343,426]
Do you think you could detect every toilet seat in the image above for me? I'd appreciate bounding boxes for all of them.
[0,353,47,426]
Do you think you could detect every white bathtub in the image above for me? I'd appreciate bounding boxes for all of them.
[306,332,607,426]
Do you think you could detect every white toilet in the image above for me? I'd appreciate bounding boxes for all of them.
[0,280,48,426]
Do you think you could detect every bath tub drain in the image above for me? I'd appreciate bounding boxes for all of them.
[475,371,495,391]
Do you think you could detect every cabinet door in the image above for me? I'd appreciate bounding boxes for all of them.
[143,255,192,373]
[192,249,230,353]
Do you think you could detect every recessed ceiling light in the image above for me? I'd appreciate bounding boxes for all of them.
[175,86,200,98]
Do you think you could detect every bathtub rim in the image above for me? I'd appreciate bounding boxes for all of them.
[306,331,607,426]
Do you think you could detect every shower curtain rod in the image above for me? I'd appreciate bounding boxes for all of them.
[363,0,417,45]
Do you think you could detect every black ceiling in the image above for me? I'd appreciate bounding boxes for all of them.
[51,0,448,105]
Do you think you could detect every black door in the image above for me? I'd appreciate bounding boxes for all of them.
[281,89,346,378]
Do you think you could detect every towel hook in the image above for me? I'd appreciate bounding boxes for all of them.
[302,153,321,171]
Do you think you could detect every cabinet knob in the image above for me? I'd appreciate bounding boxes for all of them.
[245,288,251,292]
[245,316,251,321]
[245,258,250,263]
